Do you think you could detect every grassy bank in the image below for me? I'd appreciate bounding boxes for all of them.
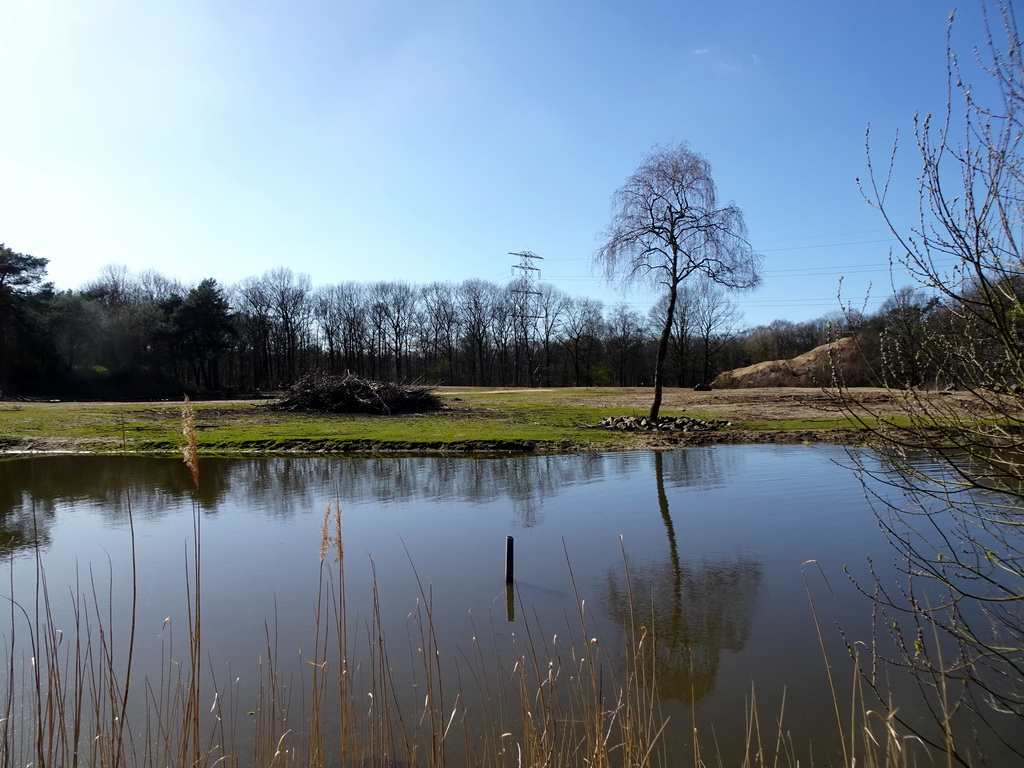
[0,387,871,454]
[0,387,869,454]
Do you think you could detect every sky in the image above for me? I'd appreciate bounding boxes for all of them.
[0,0,998,328]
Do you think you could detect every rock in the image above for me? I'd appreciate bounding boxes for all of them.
[596,413,730,434]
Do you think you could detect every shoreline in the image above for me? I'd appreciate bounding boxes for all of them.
[0,427,872,457]
[0,386,923,457]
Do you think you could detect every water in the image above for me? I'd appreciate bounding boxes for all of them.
[0,446,1005,764]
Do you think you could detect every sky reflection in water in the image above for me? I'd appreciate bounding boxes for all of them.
[0,446,907,760]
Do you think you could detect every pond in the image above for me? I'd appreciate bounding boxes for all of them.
[0,445,1008,765]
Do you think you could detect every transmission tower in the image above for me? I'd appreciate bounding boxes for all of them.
[509,250,543,386]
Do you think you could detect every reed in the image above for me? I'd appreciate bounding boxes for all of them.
[0,400,958,767]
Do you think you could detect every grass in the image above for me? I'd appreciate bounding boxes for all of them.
[0,397,672,454]
[0,387,886,455]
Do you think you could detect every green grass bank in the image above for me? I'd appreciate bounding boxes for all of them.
[0,386,876,455]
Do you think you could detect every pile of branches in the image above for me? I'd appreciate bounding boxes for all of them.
[271,372,442,415]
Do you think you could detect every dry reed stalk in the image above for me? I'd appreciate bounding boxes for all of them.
[325,503,354,768]
[180,394,208,766]
[307,502,343,763]
[803,560,942,768]
[803,559,850,766]
[182,394,199,489]
[1,563,16,767]
[253,612,292,768]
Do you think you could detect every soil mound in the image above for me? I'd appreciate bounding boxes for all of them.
[712,336,873,388]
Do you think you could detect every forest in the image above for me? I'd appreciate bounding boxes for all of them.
[0,245,938,399]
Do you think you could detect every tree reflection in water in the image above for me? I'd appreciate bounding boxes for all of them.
[0,452,623,553]
[604,450,762,702]
[0,505,50,555]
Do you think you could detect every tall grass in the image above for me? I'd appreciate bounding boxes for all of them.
[0,398,957,767]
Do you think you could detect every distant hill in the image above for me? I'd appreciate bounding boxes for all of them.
[712,336,874,388]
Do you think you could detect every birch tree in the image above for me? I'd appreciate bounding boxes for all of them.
[595,143,762,419]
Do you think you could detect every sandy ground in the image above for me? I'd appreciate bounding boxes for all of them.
[435,385,968,448]
[444,385,956,422]
[545,386,884,422]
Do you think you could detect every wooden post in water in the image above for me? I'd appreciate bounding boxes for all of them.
[505,536,514,583]
[505,536,515,622]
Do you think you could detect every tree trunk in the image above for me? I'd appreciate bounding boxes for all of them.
[651,283,678,420]
[702,335,711,384]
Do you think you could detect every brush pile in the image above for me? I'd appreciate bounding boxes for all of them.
[271,372,442,414]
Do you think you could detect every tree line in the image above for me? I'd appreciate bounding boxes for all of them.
[1,244,954,399]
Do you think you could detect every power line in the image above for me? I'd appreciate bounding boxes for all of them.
[754,227,904,243]
[764,262,892,274]
[759,238,898,252]
[526,226,920,262]
[541,257,959,281]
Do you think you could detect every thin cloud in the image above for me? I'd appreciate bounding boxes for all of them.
[690,44,764,75]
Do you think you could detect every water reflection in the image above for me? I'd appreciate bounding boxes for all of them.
[657,445,734,490]
[0,455,607,512]
[0,452,687,553]
[603,451,762,702]
[0,504,50,554]
[0,446,948,764]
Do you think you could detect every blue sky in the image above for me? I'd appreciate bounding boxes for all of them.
[0,0,991,327]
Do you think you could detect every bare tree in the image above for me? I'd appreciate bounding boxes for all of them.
[605,303,648,386]
[84,263,139,307]
[875,286,940,387]
[595,143,762,419]
[235,275,275,388]
[509,275,540,386]
[559,297,604,386]
[745,317,829,363]
[335,282,369,376]
[458,279,498,385]
[536,283,569,386]
[490,286,516,384]
[312,284,346,374]
[81,264,167,376]
[377,281,418,380]
[420,282,462,382]
[838,3,1024,761]
[135,268,184,304]
[365,282,390,379]
[265,268,312,383]
[691,278,743,384]
[649,285,696,386]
